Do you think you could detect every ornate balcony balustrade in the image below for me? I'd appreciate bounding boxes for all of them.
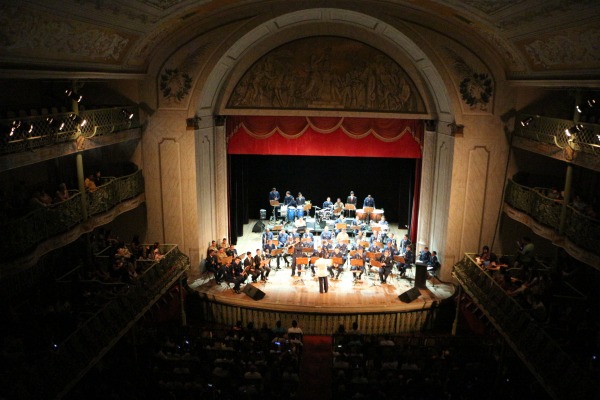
[504,179,600,256]
[0,169,145,261]
[0,106,140,155]
[27,245,190,400]
[453,254,597,400]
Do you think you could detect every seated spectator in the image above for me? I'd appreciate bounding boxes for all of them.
[546,187,562,201]
[272,320,286,336]
[54,183,70,203]
[30,189,52,209]
[571,194,587,212]
[287,320,303,342]
[84,173,98,192]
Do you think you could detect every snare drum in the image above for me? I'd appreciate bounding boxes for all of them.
[370,209,384,222]
[287,206,296,221]
[296,207,304,219]
[356,209,367,221]
[280,205,288,217]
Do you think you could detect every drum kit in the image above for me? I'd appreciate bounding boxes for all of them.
[315,207,334,223]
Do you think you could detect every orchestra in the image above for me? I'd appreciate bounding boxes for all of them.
[200,190,440,295]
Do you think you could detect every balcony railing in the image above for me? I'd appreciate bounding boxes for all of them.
[24,245,190,400]
[0,169,145,260]
[505,179,600,255]
[515,113,600,157]
[0,106,140,155]
[453,254,598,400]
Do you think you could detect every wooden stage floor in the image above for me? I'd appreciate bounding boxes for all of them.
[189,220,455,314]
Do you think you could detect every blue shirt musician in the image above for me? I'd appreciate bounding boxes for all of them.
[296,192,306,207]
[269,187,280,202]
[379,250,394,284]
[329,247,347,279]
[321,226,333,241]
[418,246,432,264]
[363,194,375,208]
[399,234,411,255]
[284,191,296,206]
[323,197,333,210]
[262,228,274,249]
[334,215,345,235]
[351,248,366,281]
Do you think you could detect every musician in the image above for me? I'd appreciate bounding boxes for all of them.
[244,251,260,282]
[353,231,366,250]
[226,244,238,258]
[334,214,345,235]
[367,241,381,254]
[296,192,306,208]
[337,240,349,255]
[334,197,344,211]
[379,249,394,284]
[283,191,296,206]
[336,229,350,245]
[322,197,333,210]
[399,234,411,255]
[207,240,218,258]
[322,239,334,252]
[291,240,304,277]
[269,187,280,202]
[302,227,314,242]
[384,241,398,256]
[399,245,415,277]
[216,247,229,265]
[228,257,246,294]
[205,249,222,283]
[308,246,322,276]
[351,248,366,281]
[352,216,366,234]
[418,246,432,265]
[330,246,347,280]
[277,229,290,268]
[363,194,375,208]
[262,228,274,249]
[386,233,398,250]
[321,226,333,241]
[264,239,276,268]
[346,191,357,218]
[254,249,270,281]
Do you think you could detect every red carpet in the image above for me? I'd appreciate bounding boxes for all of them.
[297,335,332,400]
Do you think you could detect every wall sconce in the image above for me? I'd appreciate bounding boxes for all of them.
[448,122,464,136]
[69,113,87,127]
[564,124,583,137]
[64,89,83,103]
[121,109,134,120]
[186,115,201,130]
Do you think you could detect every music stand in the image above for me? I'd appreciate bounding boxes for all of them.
[393,255,405,280]
[271,248,283,268]
[270,200,280,222]
[369,259,382,286]
[295,257,309,284]
[345,203,356,218]
[272,225,283,232]
[335,223,347,231]
[303,203,312,217]
[371,226,381,237]
[364,206,374,223]
[359,240,370,249]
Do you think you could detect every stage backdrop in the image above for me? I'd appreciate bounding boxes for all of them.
[226,116,422,245]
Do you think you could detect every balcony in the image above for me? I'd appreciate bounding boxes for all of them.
[10,244,190,400]
[452,254,598,400]
[0,169,145,268]
[504,179,600,268]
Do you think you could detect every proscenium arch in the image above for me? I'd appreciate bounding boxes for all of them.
[191,8,456,263]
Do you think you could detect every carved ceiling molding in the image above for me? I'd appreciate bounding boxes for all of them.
[227,36,426,113]
[455,0,523,15]
[519,27,600,71]
[0,4,136,64]
[72,0,153,24]
[496,0,597,31]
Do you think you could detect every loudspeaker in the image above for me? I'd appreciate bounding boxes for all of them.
[243,285,265,300]
[415,262,428,289]
[252,221,265,233]
[398,287,421,303]
[306,217,316,230]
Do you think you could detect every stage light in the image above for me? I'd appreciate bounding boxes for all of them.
[565,124,583,137]
[520,116,534,127]
[121,109,134,120]
[64,89,82,103]
[576,105,583,113]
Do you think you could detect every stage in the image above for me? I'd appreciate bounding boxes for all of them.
[188,220,456,335]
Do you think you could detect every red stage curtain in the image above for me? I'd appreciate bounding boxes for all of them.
[227,116,423,158]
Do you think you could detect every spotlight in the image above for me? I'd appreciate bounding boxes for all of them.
[69,113,87,127]
[565,124,583,137]
[121,109,134,120]
[65,89,83,103]
[520,116,534,127]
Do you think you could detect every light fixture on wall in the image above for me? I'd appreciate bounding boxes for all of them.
[69,113,87,127]
[64,89,83,103]
[186,115,201,130]
[565,124,583,137]
[520,116,534,126]
[46,117,65,132]
[121,109,134,120]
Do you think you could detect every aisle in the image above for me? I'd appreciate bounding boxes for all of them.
[297,335,332,400]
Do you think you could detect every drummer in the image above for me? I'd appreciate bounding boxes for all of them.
[322,196,333,210]
[363,194,375,208]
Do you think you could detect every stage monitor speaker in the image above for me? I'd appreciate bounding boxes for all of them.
[252,221,265,233]
[243,285,265,301]
[398,287,421,303]
[415,262,428,289]
[306,217,316,230]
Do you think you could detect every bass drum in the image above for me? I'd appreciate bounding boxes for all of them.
[287,206,296,221]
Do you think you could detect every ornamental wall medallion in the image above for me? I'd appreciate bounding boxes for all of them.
[444,47,494,113]
[228,36,426,113]
[160,69,193,102]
